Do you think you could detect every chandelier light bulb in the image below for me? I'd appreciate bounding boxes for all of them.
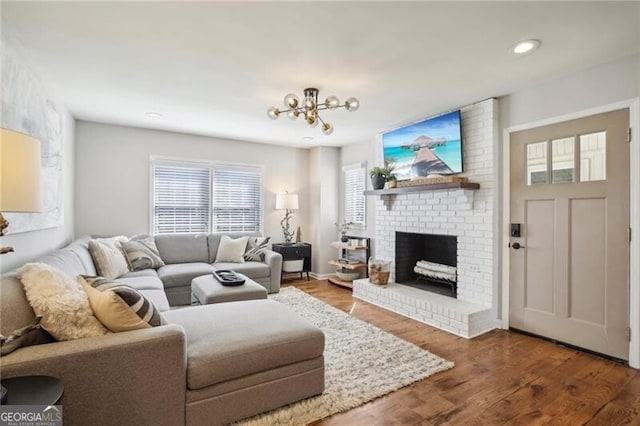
[267,107,280,119]
[325,96,340,109]
[322,122,334,135]
[287,110,299,120]
[345,97,360,112]
[283,93,299,108]
[305,98,315,110]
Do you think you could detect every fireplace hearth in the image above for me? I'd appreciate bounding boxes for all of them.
[395,232,457,298]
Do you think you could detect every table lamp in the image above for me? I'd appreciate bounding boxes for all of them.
[0,128,43,254]
[275,191,298,244]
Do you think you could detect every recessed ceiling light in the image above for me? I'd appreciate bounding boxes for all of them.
[511,39,540,55]
[303,136,314,141]
[145,112,163,118]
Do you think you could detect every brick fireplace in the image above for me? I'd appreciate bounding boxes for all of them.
[353,99,499,338]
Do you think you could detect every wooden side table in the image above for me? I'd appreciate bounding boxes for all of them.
[0,376,63,405]
[272,243,312,280]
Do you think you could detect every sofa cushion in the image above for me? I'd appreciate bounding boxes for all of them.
[212,262,270,279]
[121,269,159,279]
[155,233,209,264]
[161,300,324,390]
[138,289,171,312]
[121,237,165,271]
[16,263,110,340]
[157,263,216,289]
[67,237,98,276]
[214,235,248,263]
[79,276,162,332]
[117,276,165,292]
[34,248,88,278]
[207,232,261,263]
[88,238,130,279]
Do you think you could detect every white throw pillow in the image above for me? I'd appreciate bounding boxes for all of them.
[215,235,249,263]
[88,236,130,279]
[16,263,110,341]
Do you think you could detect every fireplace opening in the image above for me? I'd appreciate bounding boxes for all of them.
[395,232,457,298]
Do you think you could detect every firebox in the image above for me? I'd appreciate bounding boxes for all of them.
[395,232,458,298]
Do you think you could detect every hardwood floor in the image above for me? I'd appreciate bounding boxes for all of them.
[281,278,640,425]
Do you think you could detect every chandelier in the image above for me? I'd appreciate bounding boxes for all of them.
[267,88,359,135]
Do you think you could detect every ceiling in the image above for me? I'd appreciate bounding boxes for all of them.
[2,1,639,148]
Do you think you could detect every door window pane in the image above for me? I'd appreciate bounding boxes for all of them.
[579,131,606,182]
[527,141,547,185]
[552,137,575,183]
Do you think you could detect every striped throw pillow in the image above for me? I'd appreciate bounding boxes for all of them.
[243,237,271,262]
[79,276,161,332]
[121,238,165,271]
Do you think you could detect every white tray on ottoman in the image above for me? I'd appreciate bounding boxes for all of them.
[192,273,268,305]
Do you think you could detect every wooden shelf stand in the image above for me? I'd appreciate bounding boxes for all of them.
[328,235,371,290]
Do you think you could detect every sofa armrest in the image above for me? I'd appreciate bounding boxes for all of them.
[263,249,282,292]
[0,325,187,426]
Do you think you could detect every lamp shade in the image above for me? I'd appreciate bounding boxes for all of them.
[275,193,299,210]
[0,128,43,212]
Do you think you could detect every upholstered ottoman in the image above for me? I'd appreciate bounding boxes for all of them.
[192,273,268,304]
[161,300,325,425]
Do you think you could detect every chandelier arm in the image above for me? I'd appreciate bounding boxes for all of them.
[316,115,327,126]
[316,104,347,112]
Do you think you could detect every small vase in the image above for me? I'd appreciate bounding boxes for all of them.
[389,180,397,188]
[340,234,349,243]
[371,175,385,190]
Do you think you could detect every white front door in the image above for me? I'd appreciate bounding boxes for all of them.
[509,108,630,360]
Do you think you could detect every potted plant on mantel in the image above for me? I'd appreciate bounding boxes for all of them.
[369,164,395,190]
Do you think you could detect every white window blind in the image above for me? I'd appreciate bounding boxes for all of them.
[213,167,262,232]
[344,165,366,225]
[153,163,211,234]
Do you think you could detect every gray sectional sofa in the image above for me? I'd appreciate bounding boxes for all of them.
[0,232,325,426]
[154,232,283,305]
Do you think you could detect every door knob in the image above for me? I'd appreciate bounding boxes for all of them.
[510,242,525,250]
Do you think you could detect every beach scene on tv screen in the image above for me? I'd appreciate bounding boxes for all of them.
[382,110,463,180]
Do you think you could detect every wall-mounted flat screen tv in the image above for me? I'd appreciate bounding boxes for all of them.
[381,110,463,180]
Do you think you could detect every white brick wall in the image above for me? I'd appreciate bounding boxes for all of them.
[355,99,499,338]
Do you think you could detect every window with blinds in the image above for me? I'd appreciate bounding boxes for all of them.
[213,167,262,232]
[153,164,211,234]
[151,159,263,235]
[343,164,366,225]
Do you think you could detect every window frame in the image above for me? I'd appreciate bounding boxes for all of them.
[150,156,264,235]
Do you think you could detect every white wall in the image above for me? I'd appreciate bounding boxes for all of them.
[0,40,75,273]
[308,146,340,275]
[500,54,639,128]
[74,121,309,245]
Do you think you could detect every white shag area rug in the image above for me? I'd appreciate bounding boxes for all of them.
[238,286,454,425]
